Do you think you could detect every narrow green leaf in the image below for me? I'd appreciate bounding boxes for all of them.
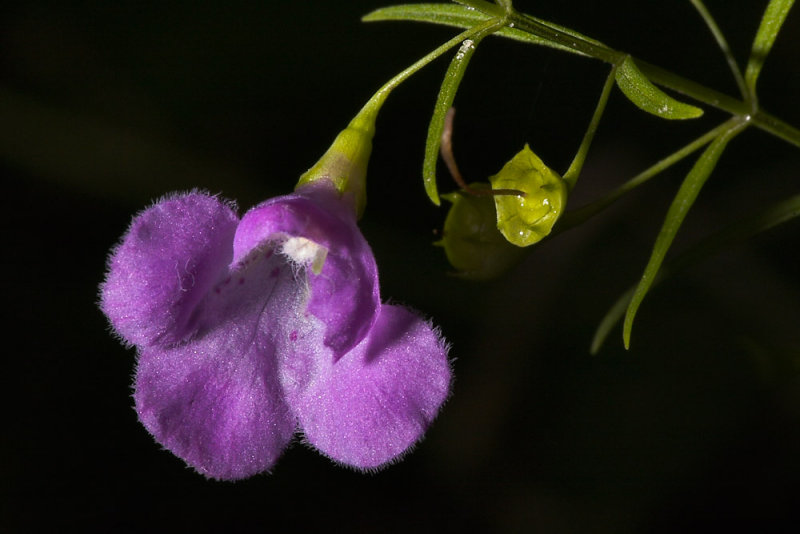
[363,4,584,56]
[592,191,800,354]
[422,39,478,205]
[744,0,795,96]
[559,123,729,234]
[615,56,704,120]
[421,19,504,204]
[363,3,487,26]
[622,119,746,349]
[591,288,634,355]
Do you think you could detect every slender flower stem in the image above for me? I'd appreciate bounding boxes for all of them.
[359,15,506,122]
[639,60,800,147]
[563,65,617,189]
[441,108,525,197]
[300,15,507,217]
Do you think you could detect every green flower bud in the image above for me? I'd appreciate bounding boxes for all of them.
[489,144,568,247]
[436,184,526,280]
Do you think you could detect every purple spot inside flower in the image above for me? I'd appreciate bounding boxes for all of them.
[270,267,281,278]
[289,331,298,342]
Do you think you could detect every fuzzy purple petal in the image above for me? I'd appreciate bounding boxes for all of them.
[233,182,380,357]
[134,249,304,480]
[283,304,451,470]
[100,192,238,347]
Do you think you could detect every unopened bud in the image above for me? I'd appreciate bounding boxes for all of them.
[490,144,568,247]
[436,184,526,280]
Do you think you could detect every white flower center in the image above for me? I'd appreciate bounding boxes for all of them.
[281,237,328,275]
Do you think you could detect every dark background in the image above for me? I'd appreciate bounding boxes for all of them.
[3,1,799,531]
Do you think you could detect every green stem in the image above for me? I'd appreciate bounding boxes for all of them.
[752,109,800,149]
[508,11,622,64]
[452,0,800,148]
[630,62,799,148]
[299,16,508,217]
[558,121,735,231]
[689,0,749,101]
[563,65,617,189]
[359,15,508,121]
[455,0,623,62]
[634,60,746,115]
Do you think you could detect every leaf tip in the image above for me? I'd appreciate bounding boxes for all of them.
[622,312,634,350]
[361,11,380,22]
[615,56,705,120]
[425,182,442,206]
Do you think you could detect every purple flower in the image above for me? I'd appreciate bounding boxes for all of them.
[100,181,451,480]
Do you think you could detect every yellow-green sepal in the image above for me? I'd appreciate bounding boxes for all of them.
[436,184,526,279]
[489,144,568,247]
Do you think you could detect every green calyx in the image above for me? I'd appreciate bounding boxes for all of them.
[490,144,568,247]
[436,184,525,280]
[296,103,377,219]
[297,15,515,219]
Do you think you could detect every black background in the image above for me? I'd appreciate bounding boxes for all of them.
[3,1,800,532]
